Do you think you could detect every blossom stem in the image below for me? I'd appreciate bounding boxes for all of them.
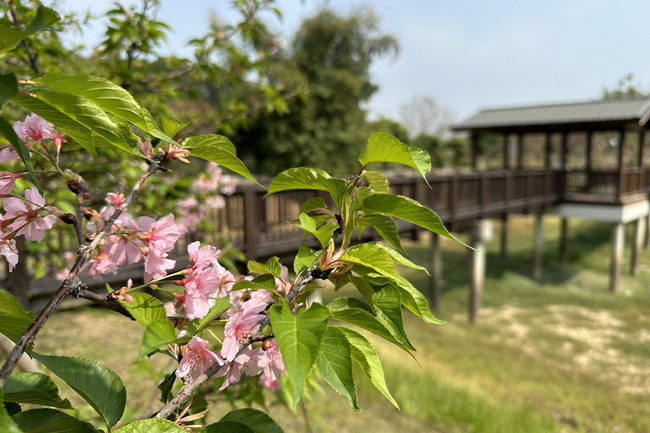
[0,159,166,386]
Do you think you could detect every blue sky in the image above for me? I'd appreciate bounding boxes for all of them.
[57,0,650,122]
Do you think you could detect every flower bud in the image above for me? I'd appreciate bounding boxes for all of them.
[63,169,88,194]
[60,213,77,225]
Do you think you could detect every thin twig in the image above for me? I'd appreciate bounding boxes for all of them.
[77,289,134,320]
[0,160,165,386]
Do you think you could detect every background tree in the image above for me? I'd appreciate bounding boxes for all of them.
[233,7,398,175]
[399,94,455,139]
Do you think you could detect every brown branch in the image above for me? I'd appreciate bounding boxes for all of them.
[77,289,134,320]
[0,159,165,386]
[154,266,330,419]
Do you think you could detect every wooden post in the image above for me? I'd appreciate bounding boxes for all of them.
[544,132,552,170]
[243,186,259,261]
[429,233,442,312]
[469,220,487,324]
[610,222,625,294]
[616,129,626,198]
[471,133,479,171]
[631,217,644,275]
[585,130,593,192]
[560,218,569,265]
[639,131,646,190]
[515,133,523,169]
[533,213,544,282]
[503,133,510,169]
[500,214,508,259]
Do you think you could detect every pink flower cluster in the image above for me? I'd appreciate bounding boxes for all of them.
[1,187,59,271]
[176,162,237,235]
[176,336,285,392]
[88,196,182,282]
[1,114,65,164]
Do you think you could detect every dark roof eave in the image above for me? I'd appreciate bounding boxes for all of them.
[452,118,647,134]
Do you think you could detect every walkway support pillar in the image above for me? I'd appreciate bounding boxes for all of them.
[610,222,625,294]
[560,218,569,265]
[429,233,442,312]
[500,215,508,259]
[533,213,544,282]
[469,220,489,324]
[645,211,650,249]
[631,217,644,276]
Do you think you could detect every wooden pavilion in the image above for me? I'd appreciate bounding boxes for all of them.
[452,97,650,314]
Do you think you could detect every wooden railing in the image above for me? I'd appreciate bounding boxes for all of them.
[215,170,562,260]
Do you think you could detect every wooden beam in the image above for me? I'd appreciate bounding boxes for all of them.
[585,130,593,172]
[500,214,509,259]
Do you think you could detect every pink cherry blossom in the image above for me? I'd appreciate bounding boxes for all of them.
[0,172,24,195]
[139,214,182,282]
[247,340,285,385]
[219,175,237,195]
[0,236,18,271]
[176,337,223,383]
[89,250,118,280]
[2,188,57,242]
[221,291,272,361]
[13,114,54,143]
[274,265,292,295]
[215,346,252,390]
[106,193,126,207]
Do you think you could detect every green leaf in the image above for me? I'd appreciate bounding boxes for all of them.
[0,389,23,433]
[11,408,98,433]
[371,285,416,352]
[157,370,176,404]
[368,241,429,274]
[0,117,40,191]
[34,74,175,145]
[299,197,328,214]
[342,244,441,324]
[195,297,231,333]
[340,193,356,248]
[327,298,413,353]
[161,116,190,138]
[247,257,282,279]
[12,94,101,158]
[338,327,399,409]
[297,214,339,249]
[31,353,126,429]
[115,419,187,433]
[185,135,259,186]
[216,408,285,433]
[204,421,254,433]
[363,171,391,194]
[316,327,358,410]
[363,194,468,247]
[267,168,347,206]
[138,320,179,360]
[0,290,35,350]
[359,133,431,182]
[0,5,60,53]
[357,214,404,254]
[19,91,141,157]
[232,274,276,292]
[3,373,71,409]
[0,73,18,108]
[119,294,167,328]
[293,244,319,275]
[269,300,331,409]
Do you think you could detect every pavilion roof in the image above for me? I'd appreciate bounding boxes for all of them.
[453,97,650,133]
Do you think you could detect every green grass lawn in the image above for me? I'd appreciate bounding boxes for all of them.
[17,215,650,432]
